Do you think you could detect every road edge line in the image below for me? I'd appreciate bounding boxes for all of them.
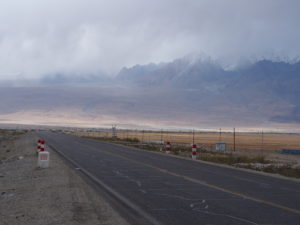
[46,142,163,225]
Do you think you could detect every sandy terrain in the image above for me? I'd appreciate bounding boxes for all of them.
[0,132,129,225]
[73,131,300,167]
[75,130,300,151]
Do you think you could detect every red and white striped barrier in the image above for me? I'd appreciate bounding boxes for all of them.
[165,141,171,154]
[192,144,197,160]
[37,139,42,154]
[37,139,45,152]
[37,139,50,168]
[37,139,41,151]
[40,140,45,151]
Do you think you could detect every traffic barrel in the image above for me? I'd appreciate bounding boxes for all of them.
[192,144,197,160]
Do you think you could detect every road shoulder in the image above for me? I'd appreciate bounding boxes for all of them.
[0,132,129,225]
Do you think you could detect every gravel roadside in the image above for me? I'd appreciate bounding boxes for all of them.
[0,132,129,225]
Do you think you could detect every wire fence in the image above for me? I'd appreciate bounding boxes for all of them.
[71,129,300,153]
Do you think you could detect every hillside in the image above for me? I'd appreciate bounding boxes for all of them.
[117,58,300,124]
[0,58,300,129]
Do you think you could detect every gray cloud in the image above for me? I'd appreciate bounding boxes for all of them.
[0,0,299,79]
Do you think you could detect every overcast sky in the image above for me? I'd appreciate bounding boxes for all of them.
[0,0,299,80]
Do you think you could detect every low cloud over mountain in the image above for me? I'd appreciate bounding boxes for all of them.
[0,57,300,130]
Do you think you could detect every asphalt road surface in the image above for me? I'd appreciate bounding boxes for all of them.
[37,131,300,225]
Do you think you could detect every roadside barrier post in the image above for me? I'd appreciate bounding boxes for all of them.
[192,144,197,160]
[40,140,45,151]
[165,141,171,154]
[37,140,50,168]
[36,139,42,155]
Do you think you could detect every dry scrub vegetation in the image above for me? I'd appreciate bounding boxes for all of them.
[71,131,300,179]
[73,130,300,152]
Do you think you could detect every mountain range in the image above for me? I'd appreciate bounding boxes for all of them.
[117,58,300,124]
[0,57,299,130]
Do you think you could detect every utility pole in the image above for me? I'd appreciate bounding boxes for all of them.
[160,129,163,151]
[261,130,264,154]
[219,128,222,142]
[112,125,117,138]
[166,131,169,142]
[192,129,195,144]
[233,127,236,152]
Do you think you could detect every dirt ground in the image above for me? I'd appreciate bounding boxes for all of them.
[75,131,300,152]
[0,132,129,225]
[74,131,300,165]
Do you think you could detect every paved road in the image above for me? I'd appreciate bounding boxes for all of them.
[38,131,300,225]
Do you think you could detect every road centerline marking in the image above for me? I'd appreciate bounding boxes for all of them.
[74,139,300,215]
